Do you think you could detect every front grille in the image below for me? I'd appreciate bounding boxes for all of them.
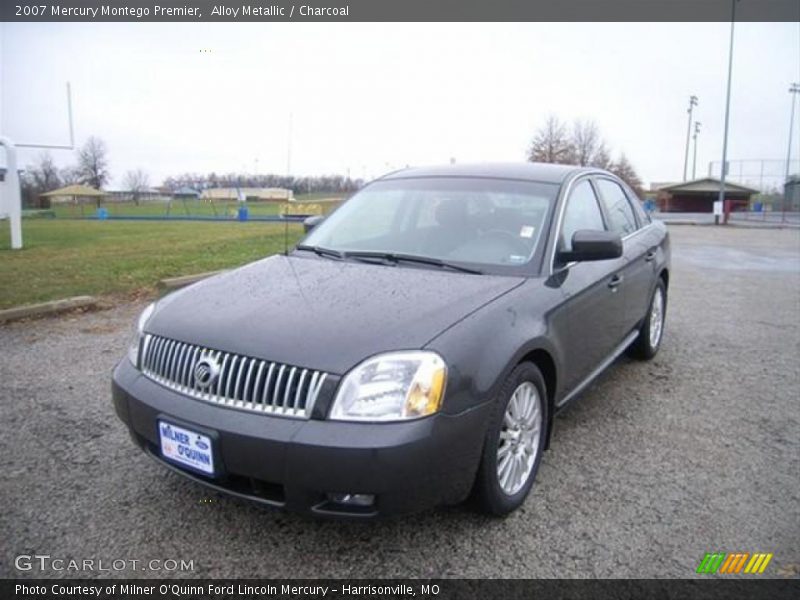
[140,334,327,419]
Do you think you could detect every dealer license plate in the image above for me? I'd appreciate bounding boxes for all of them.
[158,420,215,476]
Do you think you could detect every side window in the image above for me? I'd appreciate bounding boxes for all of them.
[596,179,638,236]
[560,180,606,251]
[623,183,651,224]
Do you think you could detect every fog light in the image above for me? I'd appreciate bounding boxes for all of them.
[327,493,375,507]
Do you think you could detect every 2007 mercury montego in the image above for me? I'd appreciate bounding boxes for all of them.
[112,162,670,518]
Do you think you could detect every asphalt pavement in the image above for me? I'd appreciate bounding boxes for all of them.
[1,224,798,579]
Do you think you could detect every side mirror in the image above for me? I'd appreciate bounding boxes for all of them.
[557,230,622,263]
[303,215,325,233]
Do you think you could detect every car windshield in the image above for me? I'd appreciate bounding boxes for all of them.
[300,177,559,269]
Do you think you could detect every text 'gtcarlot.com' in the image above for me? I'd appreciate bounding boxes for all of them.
[14,554,194,572]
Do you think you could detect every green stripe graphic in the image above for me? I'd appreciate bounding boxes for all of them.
[697,553,727,574]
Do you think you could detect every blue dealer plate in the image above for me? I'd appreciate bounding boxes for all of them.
[158,421,215,476]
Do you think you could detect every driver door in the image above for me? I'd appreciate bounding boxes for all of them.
[551,178,627,397]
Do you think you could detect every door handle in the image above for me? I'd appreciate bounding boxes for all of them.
[645,250,657,262]
[608,274,624,289]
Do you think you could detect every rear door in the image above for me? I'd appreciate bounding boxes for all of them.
[594,177,654,335]
[552,177,627,395]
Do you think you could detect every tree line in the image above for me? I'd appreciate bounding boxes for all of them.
[161,172,363,196]
[527,116,644,196]
[20,136,363,206]
[21,121,645,206]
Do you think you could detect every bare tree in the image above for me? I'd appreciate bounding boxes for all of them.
[610,153,644,197]
[571,119,609,167]
[27,152,62,192]
[20,153,62,207]
[527,116,573,164]
[60,166,82,185]
[590,145,613,170]
[124,169,150,205]
[76,136,110,191]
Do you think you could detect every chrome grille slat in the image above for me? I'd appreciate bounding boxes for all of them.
[217,353,230,398]
[225,355,237,402]
[262,363,276,409]
[171,342,184,385]
[155,337,166,373]
[177,344,188,388]
[141,334,326,419]
[294,369,308,412]
[282,366,297,412]
[253,361,266,407]
[154,337,166,375]
[243,359,257,404]
[273,365,287,410]
[231,357,245,406]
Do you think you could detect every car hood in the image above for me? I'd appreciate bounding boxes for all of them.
[147,254,524,374]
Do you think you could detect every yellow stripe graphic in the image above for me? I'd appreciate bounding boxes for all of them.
[744,553,773,574]
[757,554,773,574]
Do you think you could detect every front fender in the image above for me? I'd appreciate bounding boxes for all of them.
[425,280,566,416]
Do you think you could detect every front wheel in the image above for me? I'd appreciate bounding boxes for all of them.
[474,362,549,516]
[627,279,667,360]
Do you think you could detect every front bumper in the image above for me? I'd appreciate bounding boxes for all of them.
[112,359,489,518]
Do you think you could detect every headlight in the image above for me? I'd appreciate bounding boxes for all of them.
[330,351,447,422]
[128,302,156,368]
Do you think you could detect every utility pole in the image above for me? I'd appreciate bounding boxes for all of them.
[692,122,702,180]
[683,95,698,181]
[286,112,293,176]
[716,0,737,225]
[784,83,800,220]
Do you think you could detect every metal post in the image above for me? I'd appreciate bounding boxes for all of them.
[784,83,800,222]
[286,112,293,176]
[683,95,698,181]
[0,136,23,249]
[716,0,737,226]
[692,122,701,180]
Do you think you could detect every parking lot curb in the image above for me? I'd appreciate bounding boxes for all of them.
[159,270,225,290]
[0,295,98,324]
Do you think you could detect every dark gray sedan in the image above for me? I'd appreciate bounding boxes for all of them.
[112,162,670,518]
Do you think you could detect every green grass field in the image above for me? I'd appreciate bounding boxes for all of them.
[0,220,304,309]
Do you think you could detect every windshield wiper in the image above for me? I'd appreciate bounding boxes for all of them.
[344,251,483,275]
[295,244,345,260]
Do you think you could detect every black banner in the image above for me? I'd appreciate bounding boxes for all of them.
[3,579,800,600]
[3,0,800,23]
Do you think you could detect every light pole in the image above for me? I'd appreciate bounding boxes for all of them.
[784,83,800,219]
[683,95,698,181]
[692,122,702,180]
[716,0,737,225]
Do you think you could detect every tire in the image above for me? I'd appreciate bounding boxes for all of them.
[627,278,667,360]
[474,362,549,516]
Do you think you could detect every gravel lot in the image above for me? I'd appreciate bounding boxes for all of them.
[1,225,798,579]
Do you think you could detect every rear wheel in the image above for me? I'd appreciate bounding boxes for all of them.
[474,362,548,516]
[627,279,667,360]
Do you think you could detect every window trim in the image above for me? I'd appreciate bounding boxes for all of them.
[593,176,641,237]
[557,176,608,254]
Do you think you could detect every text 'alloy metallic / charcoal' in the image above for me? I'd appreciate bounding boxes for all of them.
[140,334,327,419]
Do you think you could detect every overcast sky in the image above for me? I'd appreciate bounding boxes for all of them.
[2,22,798,188]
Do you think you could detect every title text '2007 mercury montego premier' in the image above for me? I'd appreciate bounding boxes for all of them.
[112,162,670,518]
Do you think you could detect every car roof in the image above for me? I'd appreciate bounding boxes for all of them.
[378,162,597,184]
